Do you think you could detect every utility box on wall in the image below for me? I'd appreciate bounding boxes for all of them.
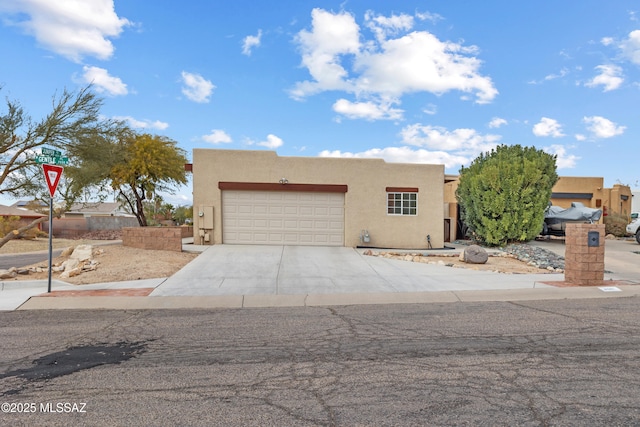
[197,206,214,244]
[564,223,605,286]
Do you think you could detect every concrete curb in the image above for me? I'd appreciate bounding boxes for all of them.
[1,279,70,291]
[16,285,640,311]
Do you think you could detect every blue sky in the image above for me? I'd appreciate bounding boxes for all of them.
[1,1,640,207]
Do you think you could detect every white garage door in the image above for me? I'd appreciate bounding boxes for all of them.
[222,191,344,246]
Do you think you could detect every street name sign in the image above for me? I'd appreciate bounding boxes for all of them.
[41,147,62,157]
[35,155,69,166]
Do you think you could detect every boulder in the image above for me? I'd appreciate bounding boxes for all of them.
[0,269,17,279]
[459,245,489,264]
[61,266,83,279]
[70,245,93,262]
[60,246,75,257]
[61,258,80,272]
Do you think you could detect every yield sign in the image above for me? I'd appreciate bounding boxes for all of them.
[42,164,64,197]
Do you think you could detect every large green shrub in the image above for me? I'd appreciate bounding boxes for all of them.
[456,144,558,246]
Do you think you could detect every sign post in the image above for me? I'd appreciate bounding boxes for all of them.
[35,149,67,293]
[40,163,64,293]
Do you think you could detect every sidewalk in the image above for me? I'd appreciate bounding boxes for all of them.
[2,239,639,311]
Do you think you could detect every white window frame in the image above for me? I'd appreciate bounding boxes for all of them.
[387,192,418,216]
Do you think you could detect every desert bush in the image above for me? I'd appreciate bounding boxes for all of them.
[0,216,46,240]
[604,213,629,237]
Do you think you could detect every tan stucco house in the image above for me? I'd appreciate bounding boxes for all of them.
[550,177,632,217]
[191,149,445,249]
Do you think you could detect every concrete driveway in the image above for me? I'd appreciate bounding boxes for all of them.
[151,245,557,297]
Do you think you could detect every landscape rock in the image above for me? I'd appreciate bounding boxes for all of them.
[502,243,565,271]
[61,258,80,272]
[60,246,75,257]
[0,269,17,279]
[459,245,489,264]
[70,245,93,262]
[61,266,83,279]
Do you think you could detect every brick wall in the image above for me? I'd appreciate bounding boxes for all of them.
[122,227,184,252]
[564,223,605,286]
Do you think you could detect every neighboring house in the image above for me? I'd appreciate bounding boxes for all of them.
[549,177,632,217]
[63,202,134,218]
[0,204,47,230]
[191,149,445,249]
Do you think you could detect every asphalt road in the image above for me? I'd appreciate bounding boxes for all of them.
[0,249,62,269]
[1,298,640,426]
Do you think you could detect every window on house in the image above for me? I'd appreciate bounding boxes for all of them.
[387,192,417,216]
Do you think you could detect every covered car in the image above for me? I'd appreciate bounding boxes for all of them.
[541,202,602,236]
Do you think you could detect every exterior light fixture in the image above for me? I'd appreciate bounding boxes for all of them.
[279,178,289,184]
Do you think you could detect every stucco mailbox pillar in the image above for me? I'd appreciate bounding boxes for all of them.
[564,223,605,286]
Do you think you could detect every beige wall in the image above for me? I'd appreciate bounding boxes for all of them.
[550,176,604,209]
[603,184,633,217]
[443,180,459,241]
[192,149,445,249]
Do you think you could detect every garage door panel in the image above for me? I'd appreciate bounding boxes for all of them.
[223,190,344,246]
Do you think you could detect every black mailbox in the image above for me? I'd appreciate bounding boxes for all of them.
[587,231,600,247]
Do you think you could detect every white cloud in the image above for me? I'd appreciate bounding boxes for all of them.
[0,0,130,62]
[601,37,614,46]
[365,10,414,42]
[532,117,565,138]
[319,146,469,169]
[575,134,586,141]
[354,32,497,103]
[585,64,623,91]
[543,145,579,169]
[291,8,360,99]
[422,104,437,115]
[618,30,640,65]
[113,116,168,130]
[242,29,262,56]
[202,129,232,144]
[399,124,500,158]
[528,68,569,85]
[545,67,569,81]
[415,11,444,24]
[488,117,507,128]
[257,134,283,149]
[583,116,626,138]
[332,98,403,121]
[620,30,640,65]
[180,71,215,103]
[81,65,127,96]
[291,8,497,120]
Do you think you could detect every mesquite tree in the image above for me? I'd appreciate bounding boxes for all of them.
[0,86,114,247]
